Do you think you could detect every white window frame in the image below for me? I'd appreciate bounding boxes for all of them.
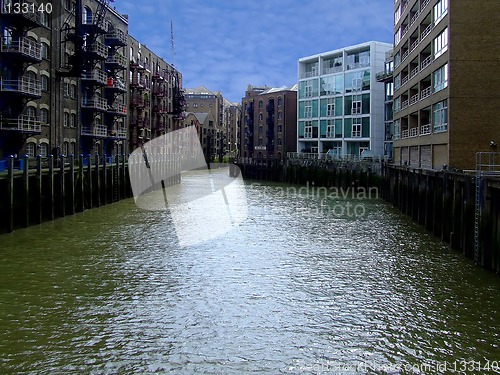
[434,0,448,24]
[433,100,448,133]
[352,118,362,138]
[433,28,448,59]
[326,100,335,117]
[352,99,362,115]
[433,63,448,92]
[305,125,313,138]
[304,105,313,118]
[27,142,36,157]
[305,85,312,98]
[63,112,69,127]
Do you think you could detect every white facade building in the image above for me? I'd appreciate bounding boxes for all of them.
[297,41,392,158]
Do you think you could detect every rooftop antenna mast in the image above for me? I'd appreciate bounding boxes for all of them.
[170,20,176,67]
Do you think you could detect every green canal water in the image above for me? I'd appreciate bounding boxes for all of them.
[1,176,500,374]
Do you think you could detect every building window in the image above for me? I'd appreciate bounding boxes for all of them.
[27,142,36,157]
[305,84,312,97]
[433,63,448,92]
[277,138,282,146]
[259,100,263,108]
[305,125,312,138]
[433,28,448,59]
[70,113,76,128]
[278,97,283,107]
[394,5,401,25]
[193,103,198,108]
[326,123,335,138]
[63,141,69,156]
[258,138,263,146]
[63,112,69,127]
[434,0,448,24]
[395,28,401,46]
[40,108,49,124]
[259,113,263,121]
[352,118,362,138]
[278,125,283,133]
[351,98,362,115]
[305,105,312,118]
[71,142,76,155]
[70,84,77,99]
[41,75,49,91]
[26,106,36,119]
[278,111,283,120]
[433,99,448,133]
[393,119,401,140]
[41,42,49,59]
[40,143,48,158]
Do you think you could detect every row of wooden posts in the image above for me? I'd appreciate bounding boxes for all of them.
[235,159,500,273]
[0,154,131,233]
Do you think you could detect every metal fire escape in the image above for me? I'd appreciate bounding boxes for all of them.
[59,0,111,77]
[474,152,500,264]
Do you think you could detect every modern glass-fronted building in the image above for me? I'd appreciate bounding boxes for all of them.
[297,41,392,158]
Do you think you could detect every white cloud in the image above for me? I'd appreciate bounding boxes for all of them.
[114,0,393,102]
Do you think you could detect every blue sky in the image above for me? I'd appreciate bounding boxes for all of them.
[112,0,393,103]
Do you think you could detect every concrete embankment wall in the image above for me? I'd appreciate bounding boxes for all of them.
[236,160,500,273]
[0,154,180,234]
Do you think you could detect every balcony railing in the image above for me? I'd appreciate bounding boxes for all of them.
[1,1,42,25]
[346,62,370,70]
[82,124,107,137]
[81,70,107,85]
[420,86,432,100]
[402,75,409,86]
[401,130,409,139]
[421,0,431,11]
[108,103,127,115]
[409,127,419,137]
[110,128,127,138]
[420,124,431,136]
[91,41,107,59]
[105,29,127,46]
[1,36,41,61]
[410,65,420,79]
[421,23,434,40]
[410,38,420,53]
[105,77,126,92]
[401,50,409,62]
[106,52,127,68]
[0,115,41,133]
[82,97,108,111]
[402,100,409,110]
[410,93,420,106]
[420,55,432,70]
[323,66,343,75]
[0,77,41,97]
[300,71,318,79]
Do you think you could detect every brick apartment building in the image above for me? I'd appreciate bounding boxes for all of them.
[241,84,297,160]
[0,0,184,161]
[392,0,500,170]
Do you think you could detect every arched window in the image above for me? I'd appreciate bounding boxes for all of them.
[258,100,263,108]
[40,108,49,124]
[26,106,36,119]
[278,97,283,106]
[83,6,92,24]
[63,141,69,155]
[41,75,49,91]
[40,143,48,157]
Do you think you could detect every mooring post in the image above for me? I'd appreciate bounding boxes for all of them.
[69,154,75,215]
[36,154,43,224]
[78,154,84,212]
[7,156,14,232]
[22,154,29,227]
[60,154,65,217]
[87,154,93,208]
[48,155,54,220]
[95,153,101,207]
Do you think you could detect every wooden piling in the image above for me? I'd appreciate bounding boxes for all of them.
[7,156,14,233]
[36,155,42,224]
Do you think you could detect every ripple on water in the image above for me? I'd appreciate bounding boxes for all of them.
[1,180,500,374]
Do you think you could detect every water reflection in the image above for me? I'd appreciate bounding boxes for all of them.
[1,178,499,374]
